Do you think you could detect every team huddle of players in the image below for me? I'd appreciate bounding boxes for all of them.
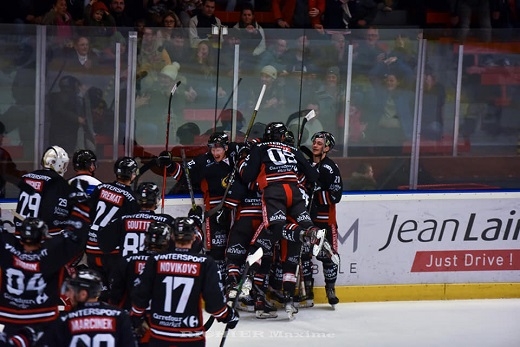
[0,121,342,346]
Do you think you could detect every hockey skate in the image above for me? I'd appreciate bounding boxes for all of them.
[294,280,314,308]
[283,292,298,320]
[236,294,255,312]
[266,287,285,309]
[255,296,278,319]
[325,284,339,309]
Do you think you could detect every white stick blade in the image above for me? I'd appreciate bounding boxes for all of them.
[304,109,316,121]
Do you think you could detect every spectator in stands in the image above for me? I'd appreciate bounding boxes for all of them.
[183,40,227,108]
[346,162,377,190]
[188,0,222,48]
[258,38,290,76]
[321,32,349,78]
[162,29,192,66]
[248,65,286,124]
[137,27,169,91]
[285,34,320,74]
[449,0,499,42]
[366,67,414,155]
[109,0,135,27]
[384,31,418,70]
[145,0,177,26]
[178,0,203,27]
[421,67,445,141]
[272,0,325,31]
[328,0,379,29]
[176,122,201,144]
[315,65,345,132]
[352,26,388,77]
[233,4,266,58]
[41,0,74,48]
[47,75,95,154]
[157,10,182,47]
[83,1,124,59]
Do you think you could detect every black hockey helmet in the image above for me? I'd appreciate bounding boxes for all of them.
[136,182,160,207]
[173,217,197,242]
[263,122,287,142]
[208,131,229,148]
[73,149,97,171]
[19,217,48,244]
[114,156,138,179]
[145,221,171,252]
[311,131,336,149]
[66,268,103,299]
[285,130,295,145]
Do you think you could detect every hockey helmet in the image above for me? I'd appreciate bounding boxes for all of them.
[263,122,287,142]
[145,221,171,252]
[66,268,103,299]
[285,130,295,145]
[311,131,336,150]
[136,182,160,207]
[72,149,97,171]
[173,217,197,242]
[114,157,138,180]
[208,131,229,148]
[19,217,48,244]
[42,146,70,176]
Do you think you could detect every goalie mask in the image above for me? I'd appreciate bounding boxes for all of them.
[42,145,69,176]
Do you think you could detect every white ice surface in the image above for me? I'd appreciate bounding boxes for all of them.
[205,299,520,347]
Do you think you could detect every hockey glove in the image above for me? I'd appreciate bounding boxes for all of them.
[222,306,239,329]
[156,150,173,168]
[188,205,203,227]
[131,316,149,338]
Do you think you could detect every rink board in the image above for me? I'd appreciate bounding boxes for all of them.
[2,191,519,302]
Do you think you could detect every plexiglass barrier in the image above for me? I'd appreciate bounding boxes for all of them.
[0,25,519,198]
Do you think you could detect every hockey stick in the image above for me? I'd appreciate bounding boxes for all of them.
[203,247,263,332]
[206,84,266,218]
[296,109,316,148]
[219,247,263,347]
[181,148,196,209]
[161,81,182,213]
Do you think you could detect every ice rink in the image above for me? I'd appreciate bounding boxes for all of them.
[205,299,520,347]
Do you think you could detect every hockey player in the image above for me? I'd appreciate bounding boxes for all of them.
[97,181,176,258]
[186,132,240,280]
[40,268,138,346]
[238,122,325,318]
[307,131,343,306]
[14,145,74,236]
[0,327,38,347]
[0,216,88,336]
[68,149,102,196]
[108,221,172,309]
[86,156,140,297]
[131,217,239,346]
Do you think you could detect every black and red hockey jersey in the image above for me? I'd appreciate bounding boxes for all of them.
[108,250,153,310]
[97,210,175,257]
[86,181,139,256]
[0,225,88,329]
[239,141,319,190]
[131,248,231,344]
[15,169,75,236]
[41,301,138,346]
[310,156,343,225]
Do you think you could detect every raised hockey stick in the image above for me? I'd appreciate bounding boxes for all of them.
[203,247,263,332]
[206,84,266,218]
[181,148,196,209]
[161,81,181,213]
[219,247,263,347]
[296,109,316,148]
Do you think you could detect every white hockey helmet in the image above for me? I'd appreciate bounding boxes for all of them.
[42,145,70,176]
